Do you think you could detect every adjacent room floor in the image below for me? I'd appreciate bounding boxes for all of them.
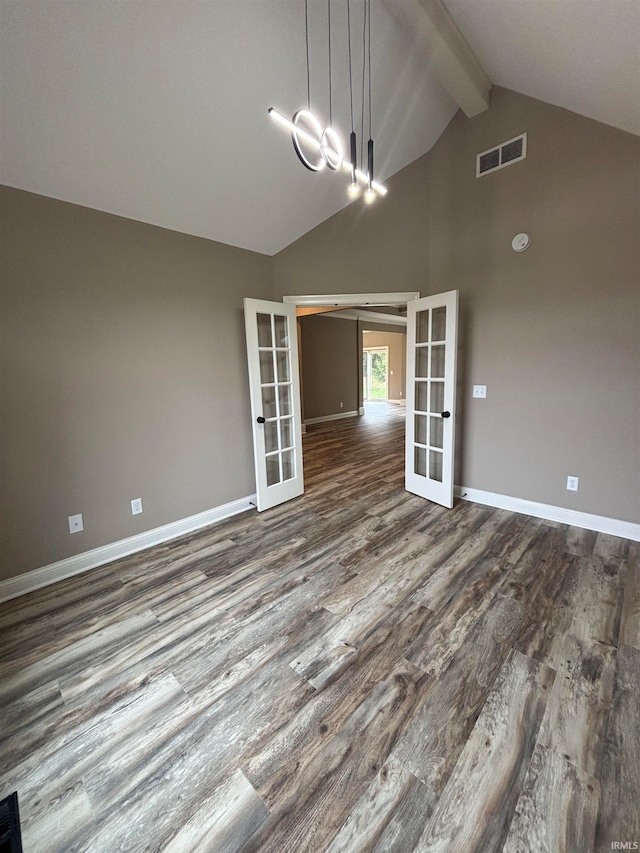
[0,402,638,852]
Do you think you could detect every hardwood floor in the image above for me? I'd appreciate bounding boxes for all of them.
[1,401,638,852]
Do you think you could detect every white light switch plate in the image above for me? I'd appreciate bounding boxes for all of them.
[473,385,487,398]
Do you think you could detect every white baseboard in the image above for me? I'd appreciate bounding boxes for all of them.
[305,410,359,425]
[5,484,636,604]
[0,495,257,604]
[358,406,365,415]
[456,486,640,542]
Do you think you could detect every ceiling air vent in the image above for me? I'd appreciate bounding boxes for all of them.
[476,133,527,177]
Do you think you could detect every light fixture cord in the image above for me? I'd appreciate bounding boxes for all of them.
[368,0,372,139]
[347,0,354,133]
[328,0,332,125]
[361,0,367,166]
[305,0,310,109]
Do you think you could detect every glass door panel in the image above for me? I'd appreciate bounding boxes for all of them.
[431,306,446,342]
[278,384,292,416]
[415,347,429,378]
[415,414,428,445]
[259,351,275,384]
[280,417,294,450]
[257,313,273,347]
[430,381,444,414]
[430,346,445,379]
[264,420,279,454]
[429,450,443,482]
[416,310,430,343]
[429,416,444,449]
[415,381,428,412]
[261,385,277,419]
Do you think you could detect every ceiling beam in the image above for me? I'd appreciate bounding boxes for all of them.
[381,0,491,117]
[318,309,408,327]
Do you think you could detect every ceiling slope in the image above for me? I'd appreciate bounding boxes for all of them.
[443,0,640,137]
[0,0,457,255]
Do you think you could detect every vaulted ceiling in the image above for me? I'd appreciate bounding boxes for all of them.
[1,1,638,256]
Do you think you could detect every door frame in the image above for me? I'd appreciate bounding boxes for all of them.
[283,292,420,308]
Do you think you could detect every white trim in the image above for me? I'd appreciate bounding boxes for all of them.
[304,410,359,425]
[283,292,419,308]
[456,486,640,541]
[316,310,358,322]
[358,310,408,327]
[0,495,256,604]
[358,406,365,415]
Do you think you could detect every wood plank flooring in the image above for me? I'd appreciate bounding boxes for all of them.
[0,400,638,852]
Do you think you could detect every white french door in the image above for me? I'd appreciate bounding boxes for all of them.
[244,299,304,511]
[405,290,459,508]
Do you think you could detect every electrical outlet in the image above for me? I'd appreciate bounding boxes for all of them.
[566,476,579,492]
[340,402,343,408]
[473,385,487,398]
[131,498,143,515]
[68,513,84,534]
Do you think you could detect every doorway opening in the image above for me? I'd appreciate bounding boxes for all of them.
[363,347,389,401]
[284,293,413,428]
[279,293,414,500]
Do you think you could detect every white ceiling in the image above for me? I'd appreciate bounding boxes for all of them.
[1,1,638,256]
[444,0,640,137]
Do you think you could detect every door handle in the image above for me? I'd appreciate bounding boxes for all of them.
[257,417,265,424]
[441,411,451,419]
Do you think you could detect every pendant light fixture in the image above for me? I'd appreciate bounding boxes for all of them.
[347,0,359,198]
[364,0,376,204]
[268,0,387,200]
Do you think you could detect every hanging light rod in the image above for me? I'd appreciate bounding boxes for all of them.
[268,107,387,196]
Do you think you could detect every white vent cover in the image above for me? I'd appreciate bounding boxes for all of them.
[476,133,527,177]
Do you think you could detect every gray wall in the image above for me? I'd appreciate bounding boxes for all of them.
[0,186,273,580]
[299,316,359,420]
[273,88,640,524]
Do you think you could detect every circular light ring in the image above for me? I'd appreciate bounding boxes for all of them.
[291,109,325,172]
[321,127,343,171]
